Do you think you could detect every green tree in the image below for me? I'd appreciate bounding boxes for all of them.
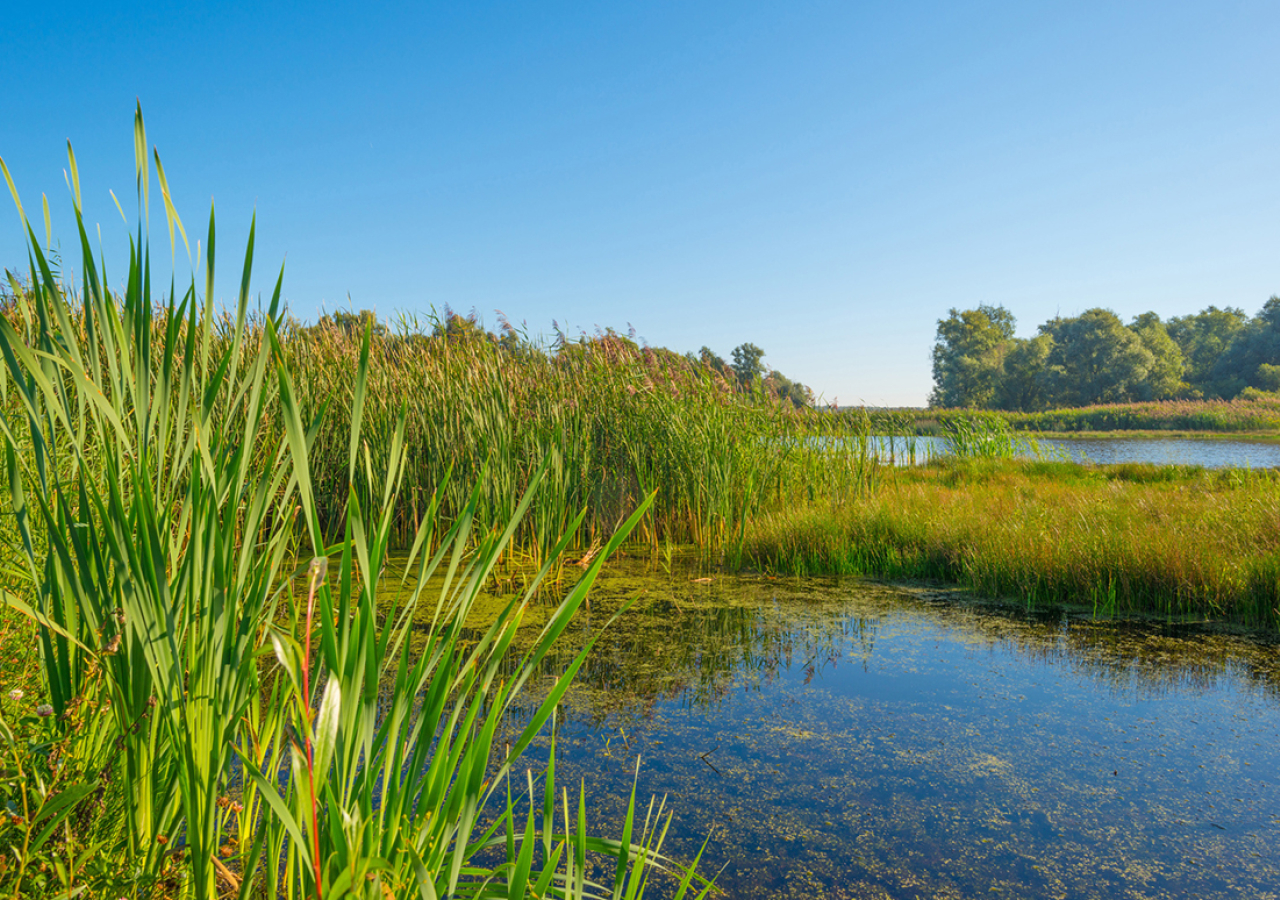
[764,370,814,408]
[1255,363,1280,392]
[1039,308,1153,406]
[994,333,1054,411]
[432,306,492,342]
[698,346,730,376]
[1129,312,1186,400]
[929,304,1016,408]
[1211,297,1280,396]
[1166,305,1248,397]
[731,342,766,387]
[319,308,388,337]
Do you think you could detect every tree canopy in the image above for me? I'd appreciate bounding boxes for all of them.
[929,305,1017,408]
[930,298,1280,409]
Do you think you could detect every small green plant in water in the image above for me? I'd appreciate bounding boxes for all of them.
[944,414,1042,460]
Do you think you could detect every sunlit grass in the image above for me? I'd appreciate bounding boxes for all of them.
[919,398,1280,434]
[283,315,884,567]
[746,457,1280,628]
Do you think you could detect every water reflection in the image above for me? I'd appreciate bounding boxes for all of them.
[497,559,1280,899]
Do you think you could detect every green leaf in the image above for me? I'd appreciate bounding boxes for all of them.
[311,672,342,792]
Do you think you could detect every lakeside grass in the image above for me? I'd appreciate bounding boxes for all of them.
[745,457,1280,629]
[285,316,884,565]
[1001,429,1280,442]
[901,398,1280,435]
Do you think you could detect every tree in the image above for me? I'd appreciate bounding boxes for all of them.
[994,334,1053,411]
[319,309,387,338]
[1166,306,1248,398]
[1211,297,1280,396]
[1129,312,1186,400]
[731,343,766,387]
[698,346,730,376]
[1039,308,1153,406]
[929,304,1016,408]
[764,370,814,408]
[1255,363,1280,392]
[432,307,492,342]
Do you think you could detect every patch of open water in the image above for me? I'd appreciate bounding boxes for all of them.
[503,558,1280,899]
[870,434,1280,468]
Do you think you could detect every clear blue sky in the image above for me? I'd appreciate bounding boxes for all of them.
[2,1,1277,406]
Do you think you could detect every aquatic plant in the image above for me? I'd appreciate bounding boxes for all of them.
[922,398,1280,434]
[0,107,714,899]
[941,413,1042,460]
[282,314,884,565]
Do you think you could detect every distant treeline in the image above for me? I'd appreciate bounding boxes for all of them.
[930,299,1280,410]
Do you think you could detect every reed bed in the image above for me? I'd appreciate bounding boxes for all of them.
[0,109,716,899]
[284,317,884,564]
[746,458,1280,628]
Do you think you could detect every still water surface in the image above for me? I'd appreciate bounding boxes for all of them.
[871,434,1280,468]
[510,560,1280,899]
[1045,436,1280,467]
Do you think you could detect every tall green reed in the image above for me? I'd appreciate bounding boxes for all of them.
[285,318,884,566]
[942,414,1041,460]
[0,106,714,899]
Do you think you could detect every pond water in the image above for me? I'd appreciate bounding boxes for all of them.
[871,435,1280,468]
[1044,436,1280,468]
[507,558,1280,899]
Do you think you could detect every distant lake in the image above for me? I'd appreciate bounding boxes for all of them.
[869,435,1280,468]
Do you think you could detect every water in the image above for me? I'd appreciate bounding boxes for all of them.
[1043,436,1280,467]
[870,435,1280,468]
[508,560,1280,899]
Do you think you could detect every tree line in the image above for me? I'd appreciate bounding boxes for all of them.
[930,299,1280,409]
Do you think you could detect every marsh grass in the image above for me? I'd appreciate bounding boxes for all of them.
[0,108,715,899]
[915,398,1280,435]
[285,319,884,569]
[940,414,1042,460]
[746,457,1280,629]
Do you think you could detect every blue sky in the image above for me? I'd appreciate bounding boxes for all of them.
[2,1,1277,406]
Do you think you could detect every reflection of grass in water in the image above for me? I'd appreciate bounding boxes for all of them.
[484,560,1280,899]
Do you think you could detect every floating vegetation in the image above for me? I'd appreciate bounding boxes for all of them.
[502,557,1280,899]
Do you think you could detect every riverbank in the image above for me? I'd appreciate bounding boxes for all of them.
[744,458,1280,630]
[892,397,1280,435]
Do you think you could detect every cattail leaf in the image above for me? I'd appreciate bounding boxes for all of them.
[311,671,342,792]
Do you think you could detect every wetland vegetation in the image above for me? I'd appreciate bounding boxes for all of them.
[2,111,1280,898]
[745,457,1280,630]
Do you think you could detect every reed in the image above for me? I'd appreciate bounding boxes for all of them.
[0,107,714,899]
[280,315,884,565]
[939,414,1041,460]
